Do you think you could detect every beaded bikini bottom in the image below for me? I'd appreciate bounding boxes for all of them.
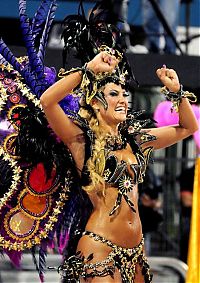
[59,231,153,283]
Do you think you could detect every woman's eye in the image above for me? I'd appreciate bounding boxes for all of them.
[109,91,118,96]
[123,92,129,97]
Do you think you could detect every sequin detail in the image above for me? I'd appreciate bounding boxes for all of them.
[59,231,153,283]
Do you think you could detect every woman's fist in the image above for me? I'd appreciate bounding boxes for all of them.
[156,65,180,93]
[87,51,119,74]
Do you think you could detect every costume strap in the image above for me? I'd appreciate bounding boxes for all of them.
[161,84,197,112]
[82,230,144,251]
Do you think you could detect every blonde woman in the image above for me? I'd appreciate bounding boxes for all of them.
[40,50,198,282]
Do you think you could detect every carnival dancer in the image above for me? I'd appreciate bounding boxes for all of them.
[0,1,198,282]
[40,5,198,281]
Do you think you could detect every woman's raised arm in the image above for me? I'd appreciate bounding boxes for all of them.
[143,66,199,150]
[40,70,84,147]
[40,51,119,146]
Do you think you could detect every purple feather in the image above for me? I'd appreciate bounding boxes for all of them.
[38,0,57,63]
[19,0,44,79]
[0,39,41,95]
[31,0,52,40]
[0,39,23,73]
[58,231,69,254]
[59,95,81,114]
[5,250,22,268]
[0,119,14,144]
[44,66,57,85]
[0,1,57,98]
[0,53,8,65]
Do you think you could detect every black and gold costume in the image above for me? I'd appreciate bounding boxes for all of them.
[60,231,152,283]
[59,111,155,282]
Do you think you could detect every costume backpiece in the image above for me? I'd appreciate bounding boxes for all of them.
[0,1,154,282]
[0,1,92,281]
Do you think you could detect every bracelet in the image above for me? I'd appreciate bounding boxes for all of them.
[161,84,197,112]
[57,64,100,105]
[58,66,82,78]
[81,63,96,81]
[58,63,96,78]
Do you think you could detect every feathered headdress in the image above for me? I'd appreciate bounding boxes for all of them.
[60,0,137,110]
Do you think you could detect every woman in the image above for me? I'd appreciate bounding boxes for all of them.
[40,49,198,283]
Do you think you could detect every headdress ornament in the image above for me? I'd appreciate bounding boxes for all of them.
[60,0,138,110]
[59,44,128,107]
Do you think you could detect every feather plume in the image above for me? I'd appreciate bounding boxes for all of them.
[31,247,40,280]
[0,39,23,71]
[39,243,47,283]
[61,0,137,85]
[61,0,120,66]
[19,0,44,79]
[31,0,53,40]
[38,0,57,63]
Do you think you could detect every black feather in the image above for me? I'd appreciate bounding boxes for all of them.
[61,0,121,67]
[11,102,70,178]
[61,0,138,85]
[0,158,13,198]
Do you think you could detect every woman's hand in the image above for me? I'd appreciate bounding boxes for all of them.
[156,65,180,93]
[87,51,119,74]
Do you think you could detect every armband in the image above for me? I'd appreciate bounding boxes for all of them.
[161,84,197,112]
[58,63,95,79]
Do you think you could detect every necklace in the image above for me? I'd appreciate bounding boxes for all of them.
[105,133,127,151]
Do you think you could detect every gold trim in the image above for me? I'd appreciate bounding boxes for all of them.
[23,165,60,197]
[99,45,123,61]
[3,207,40,242]
[7,104,26,130]
[0,172,70,251]
[0,146,22,211]
[0,64,42,113]
[3,132,20,159]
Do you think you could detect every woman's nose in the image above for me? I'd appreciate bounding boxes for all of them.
[118,93,127,103]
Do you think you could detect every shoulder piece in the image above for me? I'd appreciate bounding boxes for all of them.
[119,111,156,152]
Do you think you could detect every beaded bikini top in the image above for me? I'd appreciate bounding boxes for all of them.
[68,111,156,216]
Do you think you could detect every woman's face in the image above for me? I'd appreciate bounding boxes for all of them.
[97,83,129,126]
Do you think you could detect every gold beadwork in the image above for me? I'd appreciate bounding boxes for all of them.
[0,64,42,113]
[0,147,22,210]
[99,45,123,61]
[72,231,152,283]
[161,85,197,112]
[0,174,70,251]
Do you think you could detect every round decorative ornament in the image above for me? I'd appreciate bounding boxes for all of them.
[4,208,39,240]
[19,189,51,220]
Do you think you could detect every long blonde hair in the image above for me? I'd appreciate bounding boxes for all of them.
[78,105,107,196]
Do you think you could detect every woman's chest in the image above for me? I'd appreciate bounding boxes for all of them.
[104,147,145,185]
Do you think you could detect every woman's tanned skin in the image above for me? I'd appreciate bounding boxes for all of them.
[40,51,198,282]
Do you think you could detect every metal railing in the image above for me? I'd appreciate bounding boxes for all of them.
[149,256,188,281]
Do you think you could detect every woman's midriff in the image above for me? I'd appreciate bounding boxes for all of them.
[85,185,143,248]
